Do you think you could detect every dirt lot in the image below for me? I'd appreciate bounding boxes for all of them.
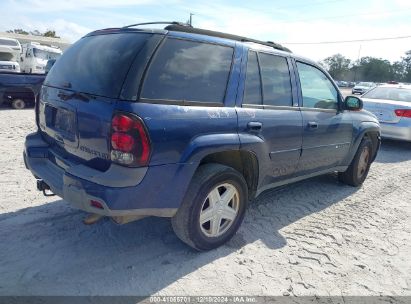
[0,108,410,296]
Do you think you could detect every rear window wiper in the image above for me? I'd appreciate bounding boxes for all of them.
[58,91,95,102]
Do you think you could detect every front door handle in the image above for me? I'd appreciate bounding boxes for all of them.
[247,121,263,132]
[307,121,318,129]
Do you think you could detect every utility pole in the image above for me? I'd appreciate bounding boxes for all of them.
[189,13,194,26]
[354,44,362,82]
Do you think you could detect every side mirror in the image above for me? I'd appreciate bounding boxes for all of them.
[344,96,363,111]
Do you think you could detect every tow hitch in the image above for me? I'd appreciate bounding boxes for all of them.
[36,180,55,197]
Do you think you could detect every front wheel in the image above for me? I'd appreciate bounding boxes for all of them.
[338,137,373,187]
[172,164,248,251]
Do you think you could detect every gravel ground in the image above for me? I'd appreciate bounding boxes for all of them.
[0,108,410,296]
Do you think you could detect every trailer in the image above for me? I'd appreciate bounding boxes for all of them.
[0,71,45,109]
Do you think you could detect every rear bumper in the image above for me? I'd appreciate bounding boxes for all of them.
[24,132,196,217]
[380,122,411,142]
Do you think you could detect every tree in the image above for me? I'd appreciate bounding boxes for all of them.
[358,57,394,82]
[403,50,411,82]
[391,61,406,82]
[321,54,351,80]
[43,30,59,38]
[6,29,59,38]
[320,50,411,83]
[6,29,29,35]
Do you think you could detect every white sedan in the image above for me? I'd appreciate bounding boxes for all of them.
[362,84,411,141]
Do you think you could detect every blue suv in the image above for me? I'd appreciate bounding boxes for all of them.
[24,22,380,250]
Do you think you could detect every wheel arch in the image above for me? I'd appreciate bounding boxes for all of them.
[362,130,380,162]
[199,150,259,201]
[345,122,380,165]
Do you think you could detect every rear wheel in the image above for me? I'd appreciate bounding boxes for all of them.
[11,99,26,109]
[172,163,248,251]
[338,137,373,186]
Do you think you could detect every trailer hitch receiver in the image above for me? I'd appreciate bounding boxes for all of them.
[36,179,55,197]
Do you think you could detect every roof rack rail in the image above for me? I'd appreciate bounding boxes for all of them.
[122,21,191,29]
[164,24,291,53]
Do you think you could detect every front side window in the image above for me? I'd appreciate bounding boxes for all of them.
[297,62,338,110]
[243,51,262,105]
[141,38,233,103]
[259,53,293,107]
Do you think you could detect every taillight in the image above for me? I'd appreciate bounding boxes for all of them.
[394,109,411,118]
[112,114,134,132]
[111,133,134,152]
[110,113,151,167]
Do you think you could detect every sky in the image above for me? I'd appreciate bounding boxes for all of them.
[0,0,410,63]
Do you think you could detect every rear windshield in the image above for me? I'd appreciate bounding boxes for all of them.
[45,33,153,98]
[363,87,411,102]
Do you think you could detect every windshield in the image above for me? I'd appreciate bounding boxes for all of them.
[0,52,14,61]
[363,87,411,102]
[33,48,61,60]
[45,32,155,98]
[0,39,18,47]
[358,82,373,87]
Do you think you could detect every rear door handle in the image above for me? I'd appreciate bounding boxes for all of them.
[247,122,262,132]
[307,121,318,129]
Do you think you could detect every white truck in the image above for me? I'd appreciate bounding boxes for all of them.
[0,37,21,73]
[20,42,62,74]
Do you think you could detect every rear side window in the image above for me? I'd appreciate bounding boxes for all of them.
[259,53,293,107]
[243,51,262,105]
[45,33,153,98]
[141,38,233,103]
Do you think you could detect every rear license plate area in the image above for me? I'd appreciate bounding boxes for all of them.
[55,108,75,134]
[45,105,76,140]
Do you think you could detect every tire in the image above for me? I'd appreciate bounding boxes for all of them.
[338,137,373,187]
[172,163,248,251]
[11,99,26,109]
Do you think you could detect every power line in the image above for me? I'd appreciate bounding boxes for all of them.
[279,7,411,24]
[272,0,344,11]
[282,35,411,45]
